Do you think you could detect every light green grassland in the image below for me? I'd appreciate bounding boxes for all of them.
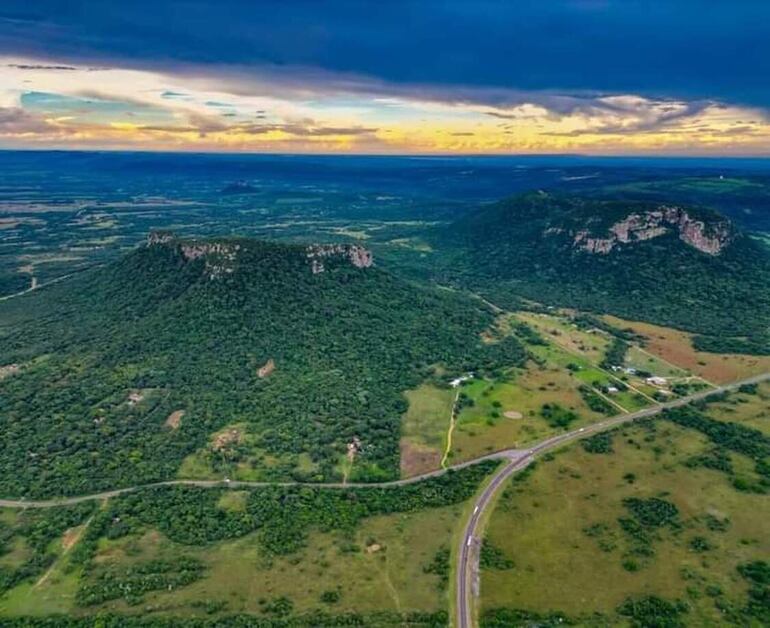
[700,381,770,436]
[450,362,605,463]
[400,383,456,476]
[517,311,611,363]
[7,504,462,619]
[481,416,769,624]
[625,345,689,378]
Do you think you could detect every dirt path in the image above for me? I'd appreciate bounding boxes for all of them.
[592,386,628,414]
[34,515,93,588]
[440,390,460,469]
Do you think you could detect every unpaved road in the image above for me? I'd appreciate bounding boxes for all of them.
[455,371,770,628]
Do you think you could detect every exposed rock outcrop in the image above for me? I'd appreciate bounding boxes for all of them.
[146,230,175,246]
[305,244,374,274]
[565,206,732,255]
[257,358,275,378]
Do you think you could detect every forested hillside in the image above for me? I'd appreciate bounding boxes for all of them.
[0,235,525,497]
[431,193,770,353]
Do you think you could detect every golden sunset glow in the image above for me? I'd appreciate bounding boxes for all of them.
[1,58,769,155]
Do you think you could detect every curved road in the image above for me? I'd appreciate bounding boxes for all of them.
[455,371,770,628]
[0,374,765,514]
[0,372,766,628]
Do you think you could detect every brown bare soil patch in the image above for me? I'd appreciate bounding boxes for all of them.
[504,410,523,419]
[165,410,184,430]
[257,358,275,378]
[61,525,84,552]
[400,440,441,478]
[213,427,242,451]
[604,315,770,384]
[0,364,20,380]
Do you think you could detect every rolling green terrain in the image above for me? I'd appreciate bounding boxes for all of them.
[480,386,770,627]
[1,160,769,627]
[429,193,770,354]
[0,235,525,497]
[0,462,496,625]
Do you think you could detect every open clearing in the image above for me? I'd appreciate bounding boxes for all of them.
[400,384,456,477]
[517,311,611,363]
[4,504,463,619]
[605,315,770,384]
[697,381,770,436]
[481,395,769,625]
[450,361,606,464]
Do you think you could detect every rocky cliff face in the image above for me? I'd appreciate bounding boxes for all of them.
[305,244,374,274]
[146,232,374,277]
[561,207,733,255]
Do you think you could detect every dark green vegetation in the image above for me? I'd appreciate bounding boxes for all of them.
[72,462,497,559]
[577,385,616,415]
[422,546,450,589]
[601,337,630,370]
[539,403,578,429]
[664,405,770,494]
[431,193,770,353]
[0,503,95,596]
[76,557,206,607]
[479,541,514,571]
[0,611,449,627]
[0,236,523,496]
[580,431,614,454]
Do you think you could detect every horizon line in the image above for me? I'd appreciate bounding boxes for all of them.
[2,147,770,161]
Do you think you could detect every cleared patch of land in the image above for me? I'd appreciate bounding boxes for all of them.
[605,315,770,384]
[400,384,456,477]
[451,361,605,463]
[517,311,611,363]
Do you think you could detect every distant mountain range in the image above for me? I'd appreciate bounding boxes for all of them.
[431,192,770,353]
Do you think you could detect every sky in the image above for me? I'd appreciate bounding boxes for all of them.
[0,1,769,155]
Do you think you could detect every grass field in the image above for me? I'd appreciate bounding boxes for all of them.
[450,361,606,464]
[697,381,770,436]
[605,315,770,384]
[480,393,770,626]
[624,344,690,378]
[400,384,456,477]
[1,503,462,620]
[517,311,611,363]
[447,311,664,464]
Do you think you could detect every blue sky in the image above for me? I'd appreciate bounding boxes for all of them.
[0,1,768,154]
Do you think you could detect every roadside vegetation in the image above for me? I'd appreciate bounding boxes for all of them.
[480,388,769,626]
[0,462,495,620]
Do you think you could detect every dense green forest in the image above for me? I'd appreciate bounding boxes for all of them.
[0,612,449,627]
[427,193,770,353]
[0,237,524,497]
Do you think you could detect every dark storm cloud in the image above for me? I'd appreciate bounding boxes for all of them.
[0,1,768,107]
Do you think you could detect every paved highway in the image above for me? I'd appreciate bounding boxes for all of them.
[455,371,770,628]
[0,370,766,628]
